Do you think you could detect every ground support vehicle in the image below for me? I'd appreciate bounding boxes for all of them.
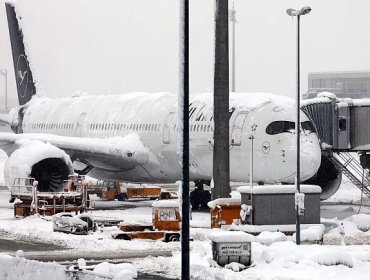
[112,200,181,242]
[10,177,89,218]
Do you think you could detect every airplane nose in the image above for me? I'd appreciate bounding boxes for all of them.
[300,138,321,181]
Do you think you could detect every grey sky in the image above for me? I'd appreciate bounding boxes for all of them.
[0,0,370,109]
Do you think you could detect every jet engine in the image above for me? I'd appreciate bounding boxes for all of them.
[4,140,74,192]
[303,155,342,200]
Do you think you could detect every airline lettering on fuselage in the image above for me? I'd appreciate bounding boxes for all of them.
[188,102,235,122]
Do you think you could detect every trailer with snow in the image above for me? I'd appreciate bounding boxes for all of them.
[112,200,181,242]
[87,180,177,201]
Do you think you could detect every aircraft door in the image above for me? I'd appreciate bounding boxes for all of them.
[231,112,248,146]
[337,106,350,149]
[163,112,175,144]
[75,112,87,137]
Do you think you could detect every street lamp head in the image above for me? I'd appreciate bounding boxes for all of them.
[286,6,312,16]
[299,6,311,16]
[286,8,298,16]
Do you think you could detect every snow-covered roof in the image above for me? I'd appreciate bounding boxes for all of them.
[237,184,322,194]
[301,96,332,106]
[207,230,255,243]
[207,197,241,209]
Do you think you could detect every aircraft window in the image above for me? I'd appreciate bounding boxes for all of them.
[302,121,316,133]
[266,121,295,135]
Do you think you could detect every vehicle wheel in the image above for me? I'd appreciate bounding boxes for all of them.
[115,233,130,240]
[117,193,127,201]
[166,233,180,242]
[160,192,170,200]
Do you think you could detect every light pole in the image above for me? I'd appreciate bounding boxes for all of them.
[0,69,7,111]
[286,6,311,245]
[230,2,236,92]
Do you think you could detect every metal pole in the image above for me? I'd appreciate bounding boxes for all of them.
[230,3,236,92]
[296,15,301,245]
[180,0,190,279]
[213,0,230,200]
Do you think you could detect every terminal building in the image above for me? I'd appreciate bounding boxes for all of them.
[304,71,370,99]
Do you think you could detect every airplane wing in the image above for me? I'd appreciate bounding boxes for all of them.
[0,132,150,172]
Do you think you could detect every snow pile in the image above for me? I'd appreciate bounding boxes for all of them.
[317,92,337,99]
[323,214,370,245]
[93,262,137,280]
[0,254,65,279]
[293,225,325,242]
[345,214,370,232]
[306,246,353,268]
[224,262,246,272]
[255,231,287,245]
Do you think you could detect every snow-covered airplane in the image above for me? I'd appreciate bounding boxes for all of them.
[0,3,341,200]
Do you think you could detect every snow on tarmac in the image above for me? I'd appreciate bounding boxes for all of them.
[1,156,370,279]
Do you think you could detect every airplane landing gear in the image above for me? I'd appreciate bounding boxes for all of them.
[190,180,211,210]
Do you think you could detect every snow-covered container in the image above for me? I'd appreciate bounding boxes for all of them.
[207,198,241,229]
[208,231,253,267]
[237,185,321,226]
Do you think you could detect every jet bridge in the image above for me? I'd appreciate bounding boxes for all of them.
[301,93,370,199]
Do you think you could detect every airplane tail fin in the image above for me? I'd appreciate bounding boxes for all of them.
[5,3,36,106]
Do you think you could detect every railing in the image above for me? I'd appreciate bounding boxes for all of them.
[330,153,370,199]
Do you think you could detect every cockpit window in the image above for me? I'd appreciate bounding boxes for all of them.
[266,121,295,135]
[266,120,316,135]
[301,121,316,133]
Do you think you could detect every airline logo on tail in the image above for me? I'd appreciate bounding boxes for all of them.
[16,54,30,98]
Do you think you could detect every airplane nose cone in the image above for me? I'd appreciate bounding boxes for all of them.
[300,138,321,181]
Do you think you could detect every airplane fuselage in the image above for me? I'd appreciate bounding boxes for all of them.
[18,92,322,184]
